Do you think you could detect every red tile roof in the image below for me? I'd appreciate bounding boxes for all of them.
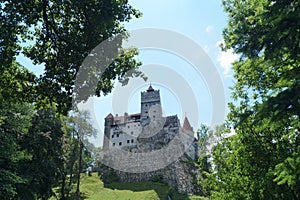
[109,113,141,124]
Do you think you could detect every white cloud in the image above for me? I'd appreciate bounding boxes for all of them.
[205,25,214,33]
[216,40,238,76]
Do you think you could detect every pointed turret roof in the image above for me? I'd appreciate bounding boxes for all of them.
[105,113,113,118]
[182,116,193,132]
[147,84,154,92]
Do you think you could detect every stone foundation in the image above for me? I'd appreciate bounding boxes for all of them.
[98,153,201,194]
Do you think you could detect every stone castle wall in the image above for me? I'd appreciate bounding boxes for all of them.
[100,86,200,194]
[98,153,201,194]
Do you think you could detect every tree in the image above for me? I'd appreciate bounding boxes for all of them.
[18,107,65,200]
[70,110,97,197]
[0,62,35,199]
[1,1,143,198]
[59,117,79,199]
[197,124,230,198]
[0,103,33,199]
[207,0,300,199]
[1,0,142,114]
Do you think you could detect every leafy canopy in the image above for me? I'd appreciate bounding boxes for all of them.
[206,0,300,199]
[1,0,143,113]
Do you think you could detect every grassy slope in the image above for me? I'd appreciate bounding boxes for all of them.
[54,173,207,200]
[80,173,168,200]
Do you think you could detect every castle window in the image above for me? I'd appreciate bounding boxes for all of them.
[131,139,134,143]
[131,131,133,135]
[112,134,114,138]
[117,134,119,137]
[127,140,130,144]
[145,111,148,114]
[128,125,130,128]
[119,142,122,146]
[113,143,115,146]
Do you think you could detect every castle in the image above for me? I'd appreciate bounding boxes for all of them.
[99,85,200,194]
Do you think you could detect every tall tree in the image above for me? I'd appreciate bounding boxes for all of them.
[1,1,142,198]
[70,110,97,197]
[1,0,142,114]
[197,124,230,198]
[0,62,35,199]
[59,117,79,199]
[18,107,65,200]
[207,0,300,199]
[0,103,34,199]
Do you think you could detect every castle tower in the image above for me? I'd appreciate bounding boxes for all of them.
[103,113,114,151]
[140,85,162,126]
[101,85,199,194]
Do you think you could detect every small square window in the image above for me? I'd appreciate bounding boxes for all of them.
[127,140,130,143]
[131,139,134,143]
[119,142,122,146]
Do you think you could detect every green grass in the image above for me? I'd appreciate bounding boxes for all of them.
[80,174,168,200]
[52,173,208,200]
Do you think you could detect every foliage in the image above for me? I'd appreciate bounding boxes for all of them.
[197,124,230,198]
[0,130,25,199]
[0,63,35,198]
[206,0,300,199]
[68,110,97,197]
[17,107,65,199]
[1,0,142,114]
[1,1,142,199]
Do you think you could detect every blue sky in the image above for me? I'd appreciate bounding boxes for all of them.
[17,0,237,147]
[88,0,237,146]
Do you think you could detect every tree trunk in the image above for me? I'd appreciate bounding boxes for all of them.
[68,160,75,187]
[75,141,83,197]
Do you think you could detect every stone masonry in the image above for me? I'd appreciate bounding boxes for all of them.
[99,85,200,194]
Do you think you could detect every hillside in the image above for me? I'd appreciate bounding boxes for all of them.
[54,173,207,200]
